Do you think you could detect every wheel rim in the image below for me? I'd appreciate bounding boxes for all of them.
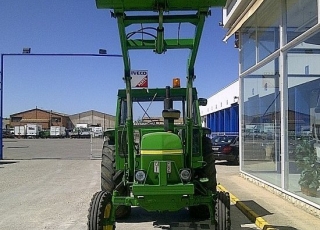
[104,203,111,218]
[104,225,113,230]
[103,203,114,230]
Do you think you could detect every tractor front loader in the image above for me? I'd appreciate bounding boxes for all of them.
[88,1,230,229]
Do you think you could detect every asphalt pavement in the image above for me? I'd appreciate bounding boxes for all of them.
[1,139,320,230]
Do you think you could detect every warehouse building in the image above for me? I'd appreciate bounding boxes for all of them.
[202,0,320,217]
[9,108,115,131]
[10,108,71,130]
[69,110,115,130]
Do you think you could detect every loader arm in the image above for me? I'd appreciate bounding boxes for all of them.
[96,0,226,174]
[97,0,226,78]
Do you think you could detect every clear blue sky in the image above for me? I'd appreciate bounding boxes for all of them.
[0,0,238,118]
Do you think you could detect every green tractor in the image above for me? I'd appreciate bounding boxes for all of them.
[88,0,230,229]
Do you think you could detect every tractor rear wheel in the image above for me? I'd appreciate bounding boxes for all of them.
[87,191,115,230]
[101,142,131,218]
[189,136,217,218]
[201,136,217,192]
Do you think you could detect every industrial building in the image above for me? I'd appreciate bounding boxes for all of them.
[69,110,115,130]
[9,108,115,131]
[10,108,71,130]
[201,80,239,136]
[201,0,320,217]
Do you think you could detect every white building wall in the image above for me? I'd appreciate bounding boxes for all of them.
[200,80,239,116]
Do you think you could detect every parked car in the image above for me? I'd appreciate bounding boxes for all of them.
[2,129,14,138]
[69,127,92,138]
[211,135,239,164]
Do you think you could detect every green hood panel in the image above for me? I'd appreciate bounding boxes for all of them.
[141,132,182,152]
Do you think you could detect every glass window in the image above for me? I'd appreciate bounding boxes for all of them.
[240,20,256,72]
[11,117,22,122]
[240,0,320,207]
[240,0,280,72]
[51,117,61,122]
[212,135,237,144]
[288,31,320,205]
[119,99,127,125]
[287,0,318,42]
[242,59,281,187]
[256,1,280,61]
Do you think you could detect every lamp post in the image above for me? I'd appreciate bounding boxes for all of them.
[0,48,121,160]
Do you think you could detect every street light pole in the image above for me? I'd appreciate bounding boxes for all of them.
[0,50,122,160]
[0,54,4,160]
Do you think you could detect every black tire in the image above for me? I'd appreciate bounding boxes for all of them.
[101,142,131,218]
[225,147,239,165]
[231,155,239,165]
[202,136,217,192]
[189,136,217,218]
[215,191,231,230]
[87,191,115,230]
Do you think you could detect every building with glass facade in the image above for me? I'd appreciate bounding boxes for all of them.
[202,0,320,217]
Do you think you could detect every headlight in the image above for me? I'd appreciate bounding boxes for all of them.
[135,170,146,183]
[179,168,191,182]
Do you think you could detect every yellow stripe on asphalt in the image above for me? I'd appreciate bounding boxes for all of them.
[140,149,183,154]
[217,184,276,230]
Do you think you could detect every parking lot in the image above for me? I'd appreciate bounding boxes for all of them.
[0,139,259,230]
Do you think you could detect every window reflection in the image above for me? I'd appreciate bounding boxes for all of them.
[242,63,281,186]
[288,31,320,201]
[240,0,280,73]
[287,0,318,42]
[239,0,320,207]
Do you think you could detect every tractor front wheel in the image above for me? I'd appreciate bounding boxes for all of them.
[101,143,131,218]
[87,191,115,230]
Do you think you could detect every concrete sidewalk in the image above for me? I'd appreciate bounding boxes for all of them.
[216,164,320,230]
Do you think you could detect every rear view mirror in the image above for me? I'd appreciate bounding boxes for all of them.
[198,98,207,106]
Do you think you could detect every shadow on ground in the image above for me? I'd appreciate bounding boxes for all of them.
[115,205,266,230]
[0,160,17,166]
[116,207,219,229]
[264,227,298,230]
[215,160,239,166]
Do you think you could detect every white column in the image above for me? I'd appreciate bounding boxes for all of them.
[238,29,243,171]
[280,0,288,190]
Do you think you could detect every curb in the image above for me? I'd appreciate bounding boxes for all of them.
[217,184,277,230]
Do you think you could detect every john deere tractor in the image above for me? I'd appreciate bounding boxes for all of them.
[88,1,230,229]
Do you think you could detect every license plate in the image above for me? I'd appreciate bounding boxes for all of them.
[212,147,219,151]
